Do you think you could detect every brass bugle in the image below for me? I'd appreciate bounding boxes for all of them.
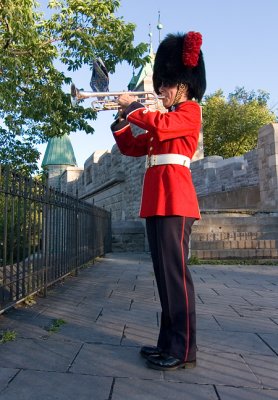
[70,83,164,111]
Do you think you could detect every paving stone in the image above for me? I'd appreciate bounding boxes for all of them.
[0,368,19,391]
[130,299,160,312]
[259,333,278,354]
[0,337,81,372]
[216,386,278,400]
[96,308,158,329]
[196,303,238,317]
[47,304,104,323]
[164,351,261,387]
[121,324,159,347]
[240,296,278,308]
[215,315,278,334]
[197,315,222,331]
[0,370,112,400]
[243,354,278,389]
[231,305,278,318]
[198,294,250,306]
[57,319,124,344]
[197,330,274,355]
[112,378,218,400]
[1,252,278,399]
[70,343,162,380]
[0,310,50,339]
[251,289,278,299]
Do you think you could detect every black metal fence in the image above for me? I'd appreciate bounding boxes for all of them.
[0,166,112,313]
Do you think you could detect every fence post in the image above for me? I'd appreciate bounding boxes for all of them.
[75,189,79,277]
[42,184,50,297]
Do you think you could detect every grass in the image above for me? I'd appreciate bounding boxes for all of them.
[46,319,66,333]
[0,330,17,344]
[189,255,278,266]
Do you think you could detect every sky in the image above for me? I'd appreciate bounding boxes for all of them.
[37,0,278,168]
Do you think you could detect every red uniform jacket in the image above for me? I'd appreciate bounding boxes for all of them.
[111,100,201,219]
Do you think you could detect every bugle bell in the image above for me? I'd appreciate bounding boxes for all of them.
[70,83,163,111]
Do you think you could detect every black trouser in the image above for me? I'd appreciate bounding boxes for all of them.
[146,216,196,362]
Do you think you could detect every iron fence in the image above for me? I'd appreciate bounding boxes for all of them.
[0,166,112,313]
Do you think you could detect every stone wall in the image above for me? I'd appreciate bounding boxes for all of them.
[62,142,261,216]
[192,150,260,210]
[258,123,278,210]
[192,151,258,195]
[57,123,278,256]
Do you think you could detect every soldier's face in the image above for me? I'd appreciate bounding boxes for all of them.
[159,84,186,108]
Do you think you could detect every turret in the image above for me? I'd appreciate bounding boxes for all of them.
[42,134,77,190]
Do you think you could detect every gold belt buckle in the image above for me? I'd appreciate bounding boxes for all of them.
[147,155,157,168]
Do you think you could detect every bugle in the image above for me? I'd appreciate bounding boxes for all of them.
[70,83,164,111]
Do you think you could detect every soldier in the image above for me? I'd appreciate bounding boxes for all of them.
[111,31,206,371]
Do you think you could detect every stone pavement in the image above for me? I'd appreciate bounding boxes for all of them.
[0,252,278,400]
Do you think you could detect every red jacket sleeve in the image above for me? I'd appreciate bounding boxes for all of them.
[111,119,149,157]
[126,101,201,142]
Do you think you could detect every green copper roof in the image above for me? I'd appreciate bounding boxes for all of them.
[128,72,138,91]
[42,134,77,167]
[128,47,155,91]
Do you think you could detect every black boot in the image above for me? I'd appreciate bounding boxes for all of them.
[147,354,196,371]
[140,346,162,359]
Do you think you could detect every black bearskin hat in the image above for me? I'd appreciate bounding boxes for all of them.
[153,31,206,102]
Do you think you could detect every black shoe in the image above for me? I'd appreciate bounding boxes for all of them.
[147,354,196,371]
[140,346,162,359]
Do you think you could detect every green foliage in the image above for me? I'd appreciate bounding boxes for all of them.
[46,318,66,332]
[0,168,44,265]
[202,87,277,158]
[0,330,17,344]
[0,0,149,174]
[190,258,278,266]
[188,254,201,265]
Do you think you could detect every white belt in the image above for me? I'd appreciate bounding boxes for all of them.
[145,154,191,169]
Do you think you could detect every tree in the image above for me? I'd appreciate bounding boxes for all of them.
[202,87,277,158]
[0,0,149,173]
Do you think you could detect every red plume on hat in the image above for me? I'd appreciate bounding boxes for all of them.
[153,30,206,101]
[182,31,202,67]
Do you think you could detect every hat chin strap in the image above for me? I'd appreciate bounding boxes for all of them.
[171,83,187,107]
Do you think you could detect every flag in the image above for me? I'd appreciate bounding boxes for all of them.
[90,58,109,94]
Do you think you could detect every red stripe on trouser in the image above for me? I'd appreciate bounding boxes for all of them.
[146,216,196,362]
[180,216,190,361]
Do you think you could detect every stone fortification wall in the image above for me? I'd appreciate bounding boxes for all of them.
[61,145,147,252]
[258,123,278,210]
[62,145,261,215]
[192,150,260,210]
[61,145,145,222]
[58,123,278,256]
[192,150,258,195]
[48,165,70,189]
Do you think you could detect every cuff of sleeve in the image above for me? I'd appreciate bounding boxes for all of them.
[122,101,145,118]
[111,119,129,133]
